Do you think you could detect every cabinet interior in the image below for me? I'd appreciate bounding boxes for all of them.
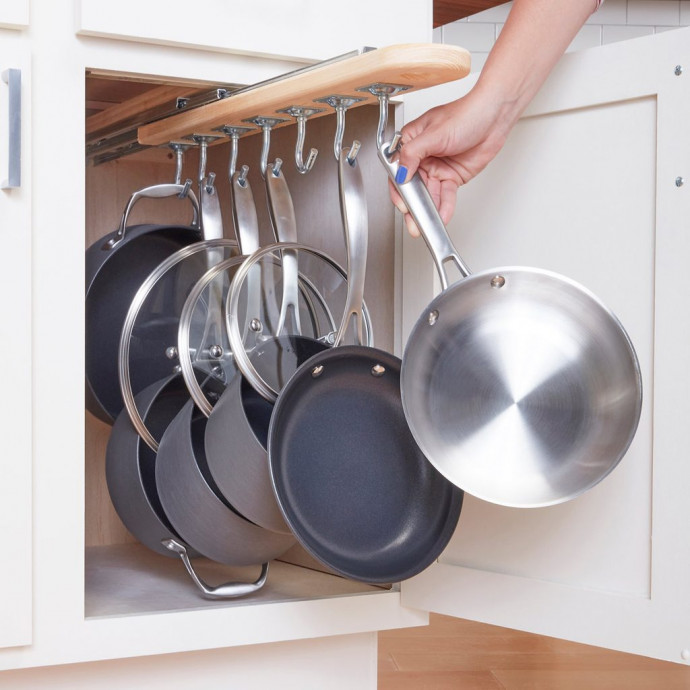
[84,71,399,617]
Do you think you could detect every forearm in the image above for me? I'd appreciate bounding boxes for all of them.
[473,0,596,133]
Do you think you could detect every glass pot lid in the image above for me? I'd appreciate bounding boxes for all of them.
[118,238,239,451]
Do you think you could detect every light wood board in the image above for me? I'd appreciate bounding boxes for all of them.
[137,44,470,146]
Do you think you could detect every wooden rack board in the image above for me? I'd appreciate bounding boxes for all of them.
[137,44,471,146]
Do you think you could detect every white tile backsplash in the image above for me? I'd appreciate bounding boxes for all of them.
[469,52,491,74]
[443,21,496,52]
[681,0,690,23]
[602,23,655,42]
[440,0,689,73]
[587,0,627,24]
[567,24,603,51]
[466,2,512,23]
[627,0,680,25]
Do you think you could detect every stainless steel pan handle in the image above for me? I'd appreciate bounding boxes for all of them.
[335,143,368,347]
[377,136,470,289]
[162,539,268,600]
[105,181,200,250]
[265,160,302,335]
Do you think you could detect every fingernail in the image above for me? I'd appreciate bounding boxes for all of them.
[395,165,408,185]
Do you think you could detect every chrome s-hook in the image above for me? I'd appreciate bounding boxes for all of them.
[277,106,324,174]
[313,95,366,160]
[215,125,256,179]
[356,83,411,148]
[242,116,288,178]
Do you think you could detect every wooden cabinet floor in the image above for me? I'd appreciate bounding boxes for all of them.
[378,614,690,689]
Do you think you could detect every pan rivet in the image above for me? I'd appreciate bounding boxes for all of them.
[250,318,263,332]
[371,364,386,377]
[173,365,182,374]
[490,275,506,289]
[209,345,223,358]
[428,309,439,326]
[311,365,324,378]
[165,346,178,359]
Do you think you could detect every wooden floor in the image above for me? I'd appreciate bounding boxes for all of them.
[378,614,690,689]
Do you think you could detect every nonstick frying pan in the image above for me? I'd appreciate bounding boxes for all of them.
[265,145,464,584]
[379,135,643,508]
[86,182,202,423]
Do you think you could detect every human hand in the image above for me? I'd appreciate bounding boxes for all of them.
[391,85,515,237]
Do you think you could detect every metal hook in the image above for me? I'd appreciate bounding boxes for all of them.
[277,106,324,174]
[242,116,288,178]
[314,95,366,160]
[187,134,222,188]
[356,83,411,148]
[215,125,255,179]
[168,142,192,185]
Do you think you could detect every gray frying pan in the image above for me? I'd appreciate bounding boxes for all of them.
[379,135,643,508]
[265,145,464,584]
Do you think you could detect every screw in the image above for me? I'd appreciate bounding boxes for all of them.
[675,65,683,76]
[371,364,386,377]
[676,177,685,188]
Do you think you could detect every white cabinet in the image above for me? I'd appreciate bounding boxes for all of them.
[0,30,31,650]
[76,0,432,62]
[1,0,689,683]
[399,26,690,665]
[0,1,29,30]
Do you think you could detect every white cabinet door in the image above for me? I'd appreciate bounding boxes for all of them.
[0,33,32,649]
[399,27,690,664]
[76,0,432,63]
[0,0,29,30]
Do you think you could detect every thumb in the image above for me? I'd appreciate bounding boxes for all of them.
[395,135,427,185]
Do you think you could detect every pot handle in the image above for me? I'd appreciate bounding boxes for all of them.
[162,539,269,600]
[377,135,471,289]
[265,160,302,335]
[103,181,200,250]
[335,142,368,347]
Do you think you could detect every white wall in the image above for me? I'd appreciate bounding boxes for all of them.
[435,0,690,71]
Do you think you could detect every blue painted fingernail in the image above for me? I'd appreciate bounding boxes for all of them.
[395,165,408,185]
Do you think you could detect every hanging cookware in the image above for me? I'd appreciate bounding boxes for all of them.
[378,134,643,508]
[202,158,331,533]
[86,181,201,423]
[264,145,464,584]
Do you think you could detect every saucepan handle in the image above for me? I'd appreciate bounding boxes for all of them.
[162,539,269,600]
[104,181,200,250]
[335,142,368,347]
[265,161,302,336]
[377,136,471,289]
